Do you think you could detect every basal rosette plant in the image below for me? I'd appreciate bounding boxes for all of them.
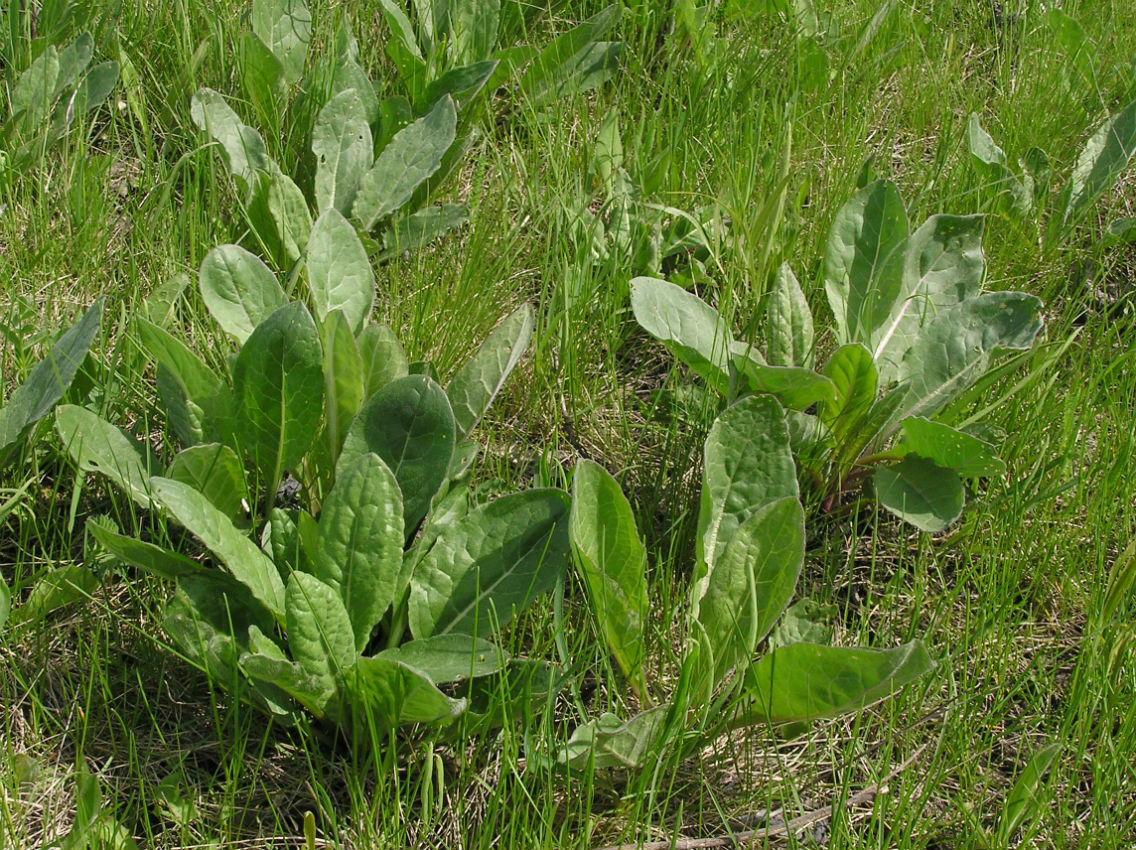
[0,31,119,177]
[54,219,568,734]
[192,0,622,271]
[558,394,933,769]
[631,179,1045,532]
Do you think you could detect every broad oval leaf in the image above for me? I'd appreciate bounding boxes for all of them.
[251,0,312,85]
[820,343,878,441]
[765,263,814,369]
[166,443,246,518]
[630,276,732,393]
[696,395,798,594]
[895,291,1044,424]
[375,634,508,683]
[697,497,804,690]
[54,405,152,507]
[199,245,288,344]
[320,311,365,460]
[340,657,466,730]
[874,214,985,385]
[232,301,325,486]
[0,299,102,455]
[743,640,934,723]
[352,95,457,231]
[286,571,356,684]
[408,489,571,639]
[570,460,648,697]
[315,452,403,651]
[557,706,669,771]
[306,209,375,334]
[1063,96,1136,230]
[357,322,410,398]
[338,374,454,535]
[875,455,964,532]
[313,89,372,215]
[446,304,534,440]
[824,179,909,346]
[731,354,837,410]
[151,476,286,621]
[897,417,1005,479]
[190,88,272,185]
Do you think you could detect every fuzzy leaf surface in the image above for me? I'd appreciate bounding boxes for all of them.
[199,245,287,345]
[312,89,372,215]
[375,635,508,683]
[306,209,375,334]
[54,406,152,507]
[446,304,533,439]
[874,455,964,532]
[765,263,814,368]
[630,277,732,392]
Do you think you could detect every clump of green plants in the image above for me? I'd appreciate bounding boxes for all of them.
[56,220,569,735]
[568,108,727,282]
[194,0,622,269]
[0,31,118,178]
[559,394,933,768]
[969,93,1136,248]
[631,179,1045,531]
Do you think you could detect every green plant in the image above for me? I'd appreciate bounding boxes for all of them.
[968,92,1136,249]
[631,179,1046,532]
[0,31,118,177]
[194,0,622,271]
[55,226,569,736]
[559,394,933,769]
[0,298,103,467]
[568,108,727,283]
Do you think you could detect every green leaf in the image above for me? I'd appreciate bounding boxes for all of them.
[0,577,9,634]
[239,650,331,715]
[320,311,365,460]
[519,6,621,107]
[88,522,203,580]
[446,304,533,440]
[557,706,669,770]
[697,395,798,592]
[166,443,246,518]
[996,742,1062,844]
[261,169,313,266]
[315,453,403,651]
[312,89,372,215]
[239,32,285,118]
[341,657,466,730]
[630,276,732,393]
[820,343,877,441]
[765,263,814,368]
[731,353,836,410]
[357,323,410,398]
[332,55,380,125]
[251,0,312,85]
[743,640,934,723]
[380,204,468,259]
[306,209,375,334]
[1063,97,1136,231]
[968,115,1032,219]
[190,88,272,185]
[408,489,570,639]
[11,45,60,133]
[696,498,804,689]
[570,460,648,697]
[54,405,152,508]
[895,292,1044,423]
[897,417,1005,478]
[286,571,356,687]
[874,455,964,532]
[874,214,986,385]
[0,299,102,456]
[352,95,457,231]
[232,301,325,487]
[11,565,97,626]
[767,598,838,651]
[824,179,909,346]
[375,634,508,683]
[448,0,499,65]
[262,508,304,574]
[419,60,498,113]
[136,319,233,447]
[151,477,286,621]
[198,245,288,345]
[339,374,455,535]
